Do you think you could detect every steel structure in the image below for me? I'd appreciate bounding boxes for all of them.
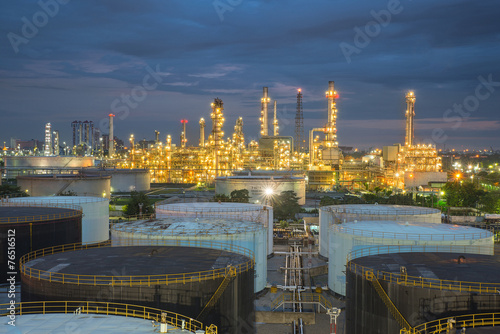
[324,81,338,148]
[273,100,279,136]
[295,89,304,153]
[108,113,115,157]
[260,87,270,137]
[404,91,415,147]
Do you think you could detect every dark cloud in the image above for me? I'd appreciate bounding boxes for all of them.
[0,0,499,149]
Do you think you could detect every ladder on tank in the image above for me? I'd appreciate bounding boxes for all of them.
[197,266,237,321]
[365,270,412,331]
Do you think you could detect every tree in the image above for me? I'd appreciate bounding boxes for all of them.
[123,191,154,217]
[0,184,29,197]
[442,181,483,208]
[213,194,231,202]
[230,189,250,203]
[272,190,301,221]
[479,192,500,214]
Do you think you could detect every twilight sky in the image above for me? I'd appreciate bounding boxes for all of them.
[1,0,499,150]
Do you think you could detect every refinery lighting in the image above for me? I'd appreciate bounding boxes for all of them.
[265,188,274,196]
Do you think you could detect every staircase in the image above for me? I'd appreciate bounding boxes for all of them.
[197,266,237,321]
[365,270,412,331]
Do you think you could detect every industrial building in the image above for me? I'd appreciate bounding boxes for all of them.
[111,216,267,292]
[17,174,111,198]
[155,202,274,257]
[215,174,306,205]
[346,248,500,333]
[8,196,109,243]
[0,202,82,282]
[318,204,442,258]
[20,243,255,334]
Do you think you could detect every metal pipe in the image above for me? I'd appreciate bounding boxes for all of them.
[309,128,325,165]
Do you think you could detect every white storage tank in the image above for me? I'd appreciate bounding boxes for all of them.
[83,168,150,193]
[17,174,111,198]
[319,204,442,257]
[329,220,494,296]
[8,196,109,243]
[156,202,274,256]
[4,156,95,178]
[215,175,306,205]
[111,217,267,292]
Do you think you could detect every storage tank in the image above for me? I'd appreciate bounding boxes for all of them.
[215,175,306,205]
[17,174,111,198]
[0,203,82,282]
[319,204,442,257]
[8,196,109,243]
[112,216,267,292]
[156,202,274,256]
[329,221,494,296]
[346,247,500,334]
[21,242,254,334]
[0,301,217,333]
[83,168,150,192]
[4,156,94,178]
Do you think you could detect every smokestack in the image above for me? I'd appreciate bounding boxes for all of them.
[325,81,338,148]
[260,87,270,137]
[108,114,114,157]
[199,118,205,147]
[181,120,188,148]
[273,100,279,136]
[405,91,416,147]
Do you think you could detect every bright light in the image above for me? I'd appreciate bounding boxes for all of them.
[455,173,461,179]
[265,188,274,196]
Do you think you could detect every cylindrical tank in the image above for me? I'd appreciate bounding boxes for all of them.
[112,217,267,292]
[319,205,442,258]
[329,221,494,296]
[0,301,215,333]
[4,156,95,178]
[8,196,109,243]
[0,203,82,282]
[155,202,274,256]
[215,175,306,205]
[83,168,150,192]
[346,249,500,334]
[21,243,255,334]
[17,174,111,198]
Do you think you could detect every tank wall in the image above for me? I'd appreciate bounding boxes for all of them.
[107,171,151,193]
[215,178,306,205]
[0,215,81,282]
[17,178,111,198]
[21,261,254,334]
[8,197,110,243]
[346,268,500,334]
[319,206,443,259]
[156,204,274,256]
[111,229,267,292]
[5,156,95,168]
[329,231,494,296]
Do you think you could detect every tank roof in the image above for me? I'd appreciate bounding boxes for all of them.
[9,196,108,203]
[322,204,440,215]
[25,246,249,276]
[1,314,193,333]
[156,202,268,211]
[334,221,492,240]
[216,175,304,180]
[113,217,264,235]
[351,251,500,283]
[0,206,79,220]
[17,174,111,180]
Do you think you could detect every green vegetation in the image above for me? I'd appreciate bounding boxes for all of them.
[212,189,250,203]
[0,184,29,197]
[123,191,155,217]
[272,190,302,221]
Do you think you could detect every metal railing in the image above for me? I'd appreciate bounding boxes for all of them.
[0,202,83,224]
[0,301,217,333]
[347,246,500,294]
[271,292,332,312]
[322,205,440,216]
[333,224,493,241]
[401,313,500,333]
[20,240,254,287]
[198,266,237,320]
[366,270,411,330]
